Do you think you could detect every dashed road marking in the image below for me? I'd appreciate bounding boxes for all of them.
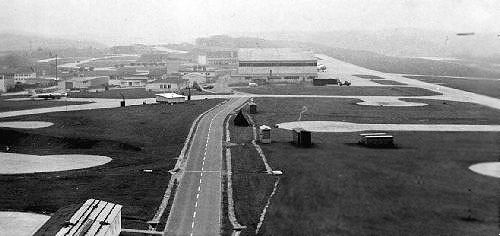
[188,99,242,236]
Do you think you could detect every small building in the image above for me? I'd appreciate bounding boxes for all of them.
[59,76,109,90]
[206,49,238,66]
[146,78,188,92]
[12,72,37,84]
[109,76,148,88]
[155,93,186,103]
[292,128,312,147]
[259,125,271,144]
[313,78,341,86]
[313,73,340,86]
[0,74,15,93]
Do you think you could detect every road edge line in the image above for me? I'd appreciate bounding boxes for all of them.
[150,99,228,230]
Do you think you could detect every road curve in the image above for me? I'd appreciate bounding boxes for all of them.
[165,97,247,236]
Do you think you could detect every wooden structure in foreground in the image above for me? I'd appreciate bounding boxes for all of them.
[55,199,122,236]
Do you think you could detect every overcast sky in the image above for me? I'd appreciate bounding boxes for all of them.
[0,0,498,45]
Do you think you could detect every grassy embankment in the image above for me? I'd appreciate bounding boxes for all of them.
[228,115,277,235]
[353,74,408,85]
[0,96,91,112]
[316,47,500,78]
[68,87,221,99]
[404,75,500,99]
[0,99,224,229]
[231,97,500,235]
[236,84,440,96]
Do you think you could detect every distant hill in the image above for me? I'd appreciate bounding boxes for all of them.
[0,32,107,52]
[195,35,282,49]
[241,29,500,58]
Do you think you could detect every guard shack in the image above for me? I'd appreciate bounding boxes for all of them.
[248,102,257,114]
[292,128,312,147]
[259,125,271,144]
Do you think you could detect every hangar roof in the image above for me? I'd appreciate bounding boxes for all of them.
[238,48,315,61]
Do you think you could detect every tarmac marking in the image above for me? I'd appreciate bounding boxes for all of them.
[187,100,240,236]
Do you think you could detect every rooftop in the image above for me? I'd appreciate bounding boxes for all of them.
[238,48,315,61]
[66,76,109,82]
[155,93,186,98]
[150,78,187,83]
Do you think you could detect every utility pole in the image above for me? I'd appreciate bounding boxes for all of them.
[55,54,58,81]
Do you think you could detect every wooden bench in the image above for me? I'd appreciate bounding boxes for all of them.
[56,199,122,236]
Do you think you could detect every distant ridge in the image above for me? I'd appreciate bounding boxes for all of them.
[235,28,500,58]
[0,32,107,52]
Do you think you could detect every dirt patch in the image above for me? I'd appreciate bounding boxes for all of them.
[357,98,427,107]
[0,153,112,174]
[469,162,500,178]
[0,121,53,129]
[235,85,440,96]
[0,211,50,236]
[276,121,500,133]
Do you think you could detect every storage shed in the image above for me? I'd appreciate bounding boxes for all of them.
[248,102,257,114]
[155,93,186,104]
[259,125,271,144]
[292,128,312,147]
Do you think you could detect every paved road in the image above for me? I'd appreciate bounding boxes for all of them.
[165,98,247,236]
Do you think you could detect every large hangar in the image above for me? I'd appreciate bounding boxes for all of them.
[235,48,318,83]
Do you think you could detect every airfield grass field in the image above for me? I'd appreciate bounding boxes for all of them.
[229,97,500,235]
[0,96,91,112]
[227,121,276,235]
[404,75,500,99]
[69,87,227,99]
[68,88,157,99]
[235,84,440,96]
[0,99,224,229]
[353,74,408,85]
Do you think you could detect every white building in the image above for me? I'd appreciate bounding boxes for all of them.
[0,74,15,93]
[109,76,148,88]
[155,93,186,103]
[206,50,238,66]
[12,72,37,84]
[146,78,188,92]
[235,48,318,83]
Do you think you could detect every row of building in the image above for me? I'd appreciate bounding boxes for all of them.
[2,47,320,93]
[197,47,318,83]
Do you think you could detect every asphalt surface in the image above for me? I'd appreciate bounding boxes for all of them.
[165,97,247,236]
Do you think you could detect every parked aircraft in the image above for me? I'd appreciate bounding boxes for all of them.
[30,91,67,99]
[317,64,327,71]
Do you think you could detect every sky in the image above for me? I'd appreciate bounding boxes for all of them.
[0,0,499,45]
